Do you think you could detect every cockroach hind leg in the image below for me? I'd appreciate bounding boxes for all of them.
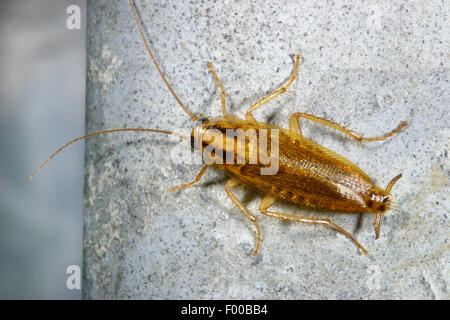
[288,113,302,136]
[289,113,407,143]
[259,195,368,254]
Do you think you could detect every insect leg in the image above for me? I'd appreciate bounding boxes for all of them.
[225,178,262,256]
[245,54,301,122]
[169,165,209,193]
[259,195,368,254]
[289,112,407,142]
[207,62,227,116]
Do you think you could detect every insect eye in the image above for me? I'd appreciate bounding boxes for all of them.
[194,118,209,129]
[190,134,195,149]
[382,197,389,203]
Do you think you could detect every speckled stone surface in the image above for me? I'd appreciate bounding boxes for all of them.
[84,0,448,299]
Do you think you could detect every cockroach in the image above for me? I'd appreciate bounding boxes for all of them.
[30,0,408,255]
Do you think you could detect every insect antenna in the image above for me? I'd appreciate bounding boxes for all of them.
[129,0,199,121]
[29,128,188,181]
[30,2,199,181]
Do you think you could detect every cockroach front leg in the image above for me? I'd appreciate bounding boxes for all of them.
[289,112,407,142]
[259,195,368,255]
[245,54,301,122]
[225,178,262,255]
[169,165,209,193]
[208,62,227,117]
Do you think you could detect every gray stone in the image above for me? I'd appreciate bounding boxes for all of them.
[84,0,448,299]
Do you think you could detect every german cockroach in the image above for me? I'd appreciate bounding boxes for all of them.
[30,0,408,256]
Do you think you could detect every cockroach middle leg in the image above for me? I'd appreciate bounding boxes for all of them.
[245,54,301,122]
[259,195,368,254]
[208,62,227,116]
[225,178,262,256]
[169,165,209,193]
[289,112,408,143]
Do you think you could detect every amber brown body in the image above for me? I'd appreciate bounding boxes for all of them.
[189,110,403,255]
[222,119,373,212]
[194,116,390,215]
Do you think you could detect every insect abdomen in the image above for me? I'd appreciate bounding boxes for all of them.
[221,122,374,213]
